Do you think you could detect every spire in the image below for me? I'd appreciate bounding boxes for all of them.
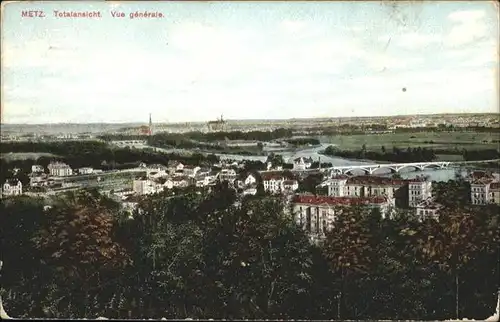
[149,113,153,136]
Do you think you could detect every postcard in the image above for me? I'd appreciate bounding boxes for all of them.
[1,1,499,321]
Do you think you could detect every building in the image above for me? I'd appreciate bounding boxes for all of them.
[291,194,392,242]
[415,198,444,221]
[29,173,49,187]
[31,165,45,174]
[47,162,73,177]
[319,175,349,197]
[344,176,406,201]
[292,157,313,171]
[133,178,163,195]
[244,174,257,186]
[470,178,494,205]
[489,182,500,205]
[261,171,296,194]
[207,114,227,132]
[78,167,94,175]
[2,179,23,196]
[167,161,184,173]
[219,168,237,182]
[183,165,201,177]
[408,176,432,207]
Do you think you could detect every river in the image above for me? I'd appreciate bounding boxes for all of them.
[148,144,490,182]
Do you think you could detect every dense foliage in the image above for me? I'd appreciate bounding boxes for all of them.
[323,145,437,162]
[1,184,498,319]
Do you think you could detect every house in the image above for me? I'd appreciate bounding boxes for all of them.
[2,179,23,196]
[292,157,313,171]
[203,170,219,185]
[47,162,73,177]
[261,171,295,194]
[31,165,45,174]
[168,161,184,172]
[244,174,257,186]
[470,177,494,205]
[183,165,201,177]
[219,168,237,182]
[408,176,432,207]
[78,167,94,175]
[415,198,443,221]
[132,178,163,195]
[291,194,393,242]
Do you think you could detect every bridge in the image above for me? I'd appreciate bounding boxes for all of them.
[324,161,452,175]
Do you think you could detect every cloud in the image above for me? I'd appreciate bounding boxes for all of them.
[445,9,489,47]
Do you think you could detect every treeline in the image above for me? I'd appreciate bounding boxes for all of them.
[1,186,498,320]
[323,145,437,162]
[0,141,220,183]
[463,149,500,161]
[285,138,320,146]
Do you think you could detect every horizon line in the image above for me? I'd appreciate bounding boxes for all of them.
[1,111,499,126]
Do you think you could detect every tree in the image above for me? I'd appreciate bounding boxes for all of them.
[31,189,130,318]
[415,207,498,319]
[321,206,372,319]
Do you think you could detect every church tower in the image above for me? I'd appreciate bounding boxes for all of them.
[149,113,153,136]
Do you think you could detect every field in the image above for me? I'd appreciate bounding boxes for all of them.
[0,152,58,161]
[319,131,498,151]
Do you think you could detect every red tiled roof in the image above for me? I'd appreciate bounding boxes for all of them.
[347,175,405,186]
[292,194,388,206]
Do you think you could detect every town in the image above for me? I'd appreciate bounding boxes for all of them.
[2,149,499,243]
[2,1,499,320]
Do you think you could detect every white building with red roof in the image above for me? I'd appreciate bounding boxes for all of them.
[261,171,296,194]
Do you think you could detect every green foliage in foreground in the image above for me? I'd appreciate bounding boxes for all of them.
[0,185,498,320]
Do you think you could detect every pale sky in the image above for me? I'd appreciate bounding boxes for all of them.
[2,1,499,124]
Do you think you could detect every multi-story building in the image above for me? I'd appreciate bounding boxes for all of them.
[344,176,406,201]
[489,182,500,205]
[408,176,432,207]
[470,178,493,205]
[47,162,73,177]
[2,179,23,196]
[291,194,392,242]
[261,172,296,194]
[319,175,349,197]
